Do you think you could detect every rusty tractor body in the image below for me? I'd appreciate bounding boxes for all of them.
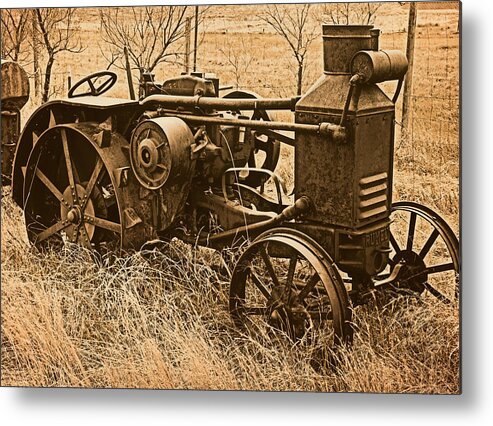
[4,25,459,351]
[1,59,30,184]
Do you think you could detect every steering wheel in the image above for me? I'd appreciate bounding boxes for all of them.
[68,71,117,98]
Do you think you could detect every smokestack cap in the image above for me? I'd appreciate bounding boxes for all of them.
[322,25,375,74]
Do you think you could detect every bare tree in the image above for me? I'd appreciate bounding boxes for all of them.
[35,8,83,102]
[321,2,381,25]
[219,37,254,90]
[0,9,30,62]
[99,6,190,86]
[260,4,318,96]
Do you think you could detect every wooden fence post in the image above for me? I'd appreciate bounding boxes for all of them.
[402,2,417,132]
[193,6,199,72]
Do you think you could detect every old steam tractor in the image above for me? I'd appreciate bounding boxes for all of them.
[4,25,459,348]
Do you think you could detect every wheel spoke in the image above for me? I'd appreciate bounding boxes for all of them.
[61,128,78,203]
[35,168,64,203]
[425,262,455,275]
[250,269,272,300]
[406,211,417,251]
[297,272,320,301]
[419,228,440,259]
[82,158,104,210]
[424,283,452,304]
[389,231,401,253]
[35,220,70,244]
[88,79,96,95]
[286,255,298,288]
[259,246,281,287]
[85,215,121,233]
[77,224,93,250]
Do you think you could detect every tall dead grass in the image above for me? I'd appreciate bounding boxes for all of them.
[1,190,459,393]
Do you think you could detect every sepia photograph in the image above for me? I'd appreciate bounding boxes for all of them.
[1,1,460,394]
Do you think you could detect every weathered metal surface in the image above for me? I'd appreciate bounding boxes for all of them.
[141,94,298,111]
[1,111,21,183]
[1,60,30,109]
[161,112,345,139]
[11,100,145,206]
[229,228,352,344]
[1,60,30,183]
[295,24,396,230]
[22,122,154,250]
[221,90,281,188]
[130,117,194,190]
[322,25,373,74]
[351,50,408,84]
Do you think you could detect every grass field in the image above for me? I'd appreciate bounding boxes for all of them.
[1,2,460,392]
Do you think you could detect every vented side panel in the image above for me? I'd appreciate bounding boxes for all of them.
[357,172,388,220]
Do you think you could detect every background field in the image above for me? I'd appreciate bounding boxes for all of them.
[1,2,460,392]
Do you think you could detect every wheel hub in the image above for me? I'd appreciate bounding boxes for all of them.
[392,250,428,294]
[138,138,160,171]
[66,207,82,225]
[268,285,308,338]
[60,183,96,243]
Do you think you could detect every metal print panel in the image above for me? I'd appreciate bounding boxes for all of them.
[0,1,460,393]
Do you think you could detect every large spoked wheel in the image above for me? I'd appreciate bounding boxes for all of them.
[22,125,122,252]
[68,71,117,98]
[230,228,352,349]
[222,90,280,188]
[383,201,459,303]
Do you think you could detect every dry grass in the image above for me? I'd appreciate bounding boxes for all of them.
[1,3,459,393]
[1,189,459,393]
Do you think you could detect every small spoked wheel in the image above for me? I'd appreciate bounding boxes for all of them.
[23,125,122,252]
[384,201,459,303]
[230,228,352,349]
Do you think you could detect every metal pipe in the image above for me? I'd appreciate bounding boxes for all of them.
[160,112,344,139]
[191,196,312,245]
[140,94,297,111]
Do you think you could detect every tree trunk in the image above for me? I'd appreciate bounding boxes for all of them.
[32,10,41,98]
[42,55,54,103]
[296,61,303,96]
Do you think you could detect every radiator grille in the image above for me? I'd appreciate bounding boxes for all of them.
[357,172,389,220]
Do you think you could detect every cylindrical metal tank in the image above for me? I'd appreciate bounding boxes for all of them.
[351,50,408,83]
[322,25,374,74]
[1,60,30,110]
[1,60,30,184]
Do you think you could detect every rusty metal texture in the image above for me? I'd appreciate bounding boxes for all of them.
[322,25,373,74]
[229,228,352,344]
[1,60,30,183]
[351,50,408,84]
[140,94,298,111]
[1,60,30,110]
[1,111,20,183]
[160,112,345,139]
